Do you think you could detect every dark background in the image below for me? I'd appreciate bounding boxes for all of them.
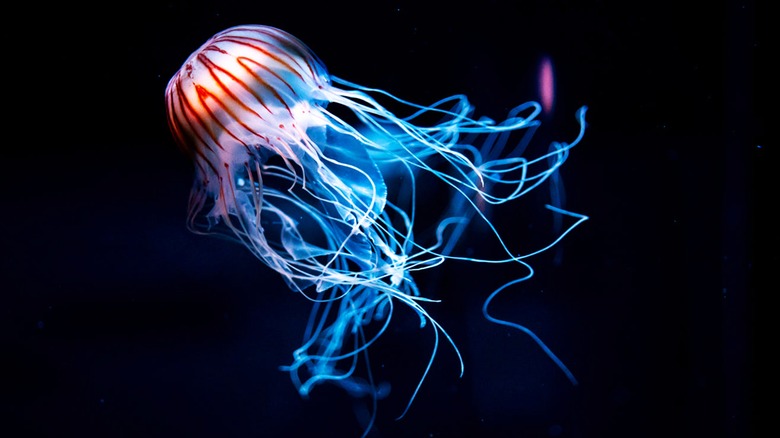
[4,1,763,437]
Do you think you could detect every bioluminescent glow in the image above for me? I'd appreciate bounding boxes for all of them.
[539,55,555,114]
[165,24,587,434]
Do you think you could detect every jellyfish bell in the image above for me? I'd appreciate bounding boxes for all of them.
[165,23,588,435]
[166,25,332,170]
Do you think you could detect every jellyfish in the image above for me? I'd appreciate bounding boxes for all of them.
[165,24,588,433]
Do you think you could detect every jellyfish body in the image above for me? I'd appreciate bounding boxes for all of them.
[165,24,588,431]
